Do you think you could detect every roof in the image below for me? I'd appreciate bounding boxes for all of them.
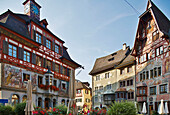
[89,47,131,75]
[132,0,170,55]
[115,87,127,92]
[75,80,91,90]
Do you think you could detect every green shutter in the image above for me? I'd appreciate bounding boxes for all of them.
[18,47,24,60]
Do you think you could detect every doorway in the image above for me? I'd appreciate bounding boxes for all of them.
[149,105,153,115]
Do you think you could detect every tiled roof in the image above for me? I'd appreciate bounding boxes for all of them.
[89,47,131,75]
[75,80,91,90]
[115,87,127,92]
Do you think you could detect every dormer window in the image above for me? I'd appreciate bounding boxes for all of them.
[43,24,46,28]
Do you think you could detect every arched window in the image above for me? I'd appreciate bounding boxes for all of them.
[12,94,19,106]
[22,95,27,102]
[53,99,56,107]
[61,99,65,105]
[38,97,42,107]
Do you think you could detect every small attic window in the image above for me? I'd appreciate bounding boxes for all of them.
[108,57,114,61]
[43,24,46,28]
[111,52,117,56]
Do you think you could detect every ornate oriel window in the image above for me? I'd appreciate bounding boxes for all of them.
[8,44,17,58]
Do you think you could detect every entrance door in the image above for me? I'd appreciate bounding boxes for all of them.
[149,105,153,115]
[45,98,50,109]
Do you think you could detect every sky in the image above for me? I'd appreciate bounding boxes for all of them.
[0,0,169,86]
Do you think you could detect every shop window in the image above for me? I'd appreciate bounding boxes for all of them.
[24,50,30,62]
[160,84,167,94]
[150,86,156,95]
[38,76,43,85]
[46,39,51,49]
[22,95,27,102]
[8,44,17,58]
[36,56,42,66]
[23,73,30,81]
[12,94,19,106]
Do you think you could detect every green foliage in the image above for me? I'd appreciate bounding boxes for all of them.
[55,105,67,114]
[107,101,137,115]
[152,111,159,115]
[0,105,15,115]
[14,102,26,115]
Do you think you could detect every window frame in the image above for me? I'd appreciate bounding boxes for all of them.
[150,86,156,95]
[8,44,17,58]
[36,32,42,44]
[46,39,51,49]
[159,84,167,94]
[24,50,31,62]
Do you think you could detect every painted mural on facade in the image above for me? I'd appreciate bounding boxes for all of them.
[4,64,37,89]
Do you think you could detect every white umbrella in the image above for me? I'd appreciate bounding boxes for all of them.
[158,99,165,114]
[24,80,34,115]
[142,102,147,114]
[164,102,169,114]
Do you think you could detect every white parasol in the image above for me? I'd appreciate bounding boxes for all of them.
[164,102,169,114]
[158,99,165,115]
[142,102,147,114]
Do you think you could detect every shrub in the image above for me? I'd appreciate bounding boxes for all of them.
[0,105,15,115]
[107,101,137,115]
[14,102,26,115]
[152,111,159,115]
[55,105,67,114]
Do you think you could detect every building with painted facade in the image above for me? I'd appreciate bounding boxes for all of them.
[0,0,81,108]
[75,80,92,112]
[131,0,170,114]
[89,44,135,109]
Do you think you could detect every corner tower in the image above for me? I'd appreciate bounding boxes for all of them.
[23,0,41,20]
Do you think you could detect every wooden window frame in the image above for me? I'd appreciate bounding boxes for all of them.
[24,50,31,62]
[8,44,17,58]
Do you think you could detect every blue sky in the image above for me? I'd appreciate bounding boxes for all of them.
[0,0,169,86]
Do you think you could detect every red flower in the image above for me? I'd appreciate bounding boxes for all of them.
[33,111,38,114]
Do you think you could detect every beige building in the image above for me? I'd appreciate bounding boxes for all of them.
[75,80,92,111]
[89,44,135,109]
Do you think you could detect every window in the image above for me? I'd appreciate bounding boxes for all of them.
[55,64,60,73]
[8,44,17,58]
[95,87,98,91]
[96,75,100,81]
[99,86,103,91]
[138,57,140,64]
[63,67,67,75]
[107,84,111,90]
[120,82,122,87]
[127,80,129,86]
[130,79,133,86]
[143,72,145,81]
[55,44,59,53]
[160,84,167,94]
[138,87,146,96]
[143,54,146,62]
[127,66,132,73]
[86,98,90,103]
[62,83,66,89]
[153,30,159,41]
[36,33,42,43]
[131,92,134,99]
[156,47,159,56]
[105,72,110,79]
[146,71,149,80]
[46,39,51,49]
[123,81,125,87]
[46,60,51,69]
[23,73,30,81]
[154,68,157,77]
[150,69,153,78]
[147,20,151,30]
[120,68,124,75]
[85,90,88,94]
[45,76,49,85]
[76,98,82,102]
[77,89,81,94]
[150,86,156,95]
[54,80,57,86]
[95,97,98,102]
[38,76,43,85]
[36,56,42,66]
[24,51,30,62]
[158,67,161,76]
[140,73,143,81]
[146,53,150,60]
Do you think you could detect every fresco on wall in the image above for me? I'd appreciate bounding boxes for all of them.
[4,64,37,90]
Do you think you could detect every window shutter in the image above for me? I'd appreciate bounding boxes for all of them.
[18,47,24,60]
[33,30,36,41]
[60,46,63,55]
[43,36,46,46]
[43,58,46,68]
[32,53,36,64]
[52,40,55,51]
[60,65,63,74]
[52,62,55,71]
[3,40,8,54]
[67,68,69,76]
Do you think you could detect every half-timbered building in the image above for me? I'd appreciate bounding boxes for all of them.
[0,0,81,108]
[132,0,170,114]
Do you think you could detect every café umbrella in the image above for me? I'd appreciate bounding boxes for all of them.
[164,102,169,114]
[24,80,34,115]
[142,102,147,114]
[158,99,165,114]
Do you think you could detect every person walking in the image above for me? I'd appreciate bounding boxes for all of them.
[87,109,90,115]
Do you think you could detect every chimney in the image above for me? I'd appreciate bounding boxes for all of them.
[123,43,126,50]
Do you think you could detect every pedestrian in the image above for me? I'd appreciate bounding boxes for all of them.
[87,109,90,115]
